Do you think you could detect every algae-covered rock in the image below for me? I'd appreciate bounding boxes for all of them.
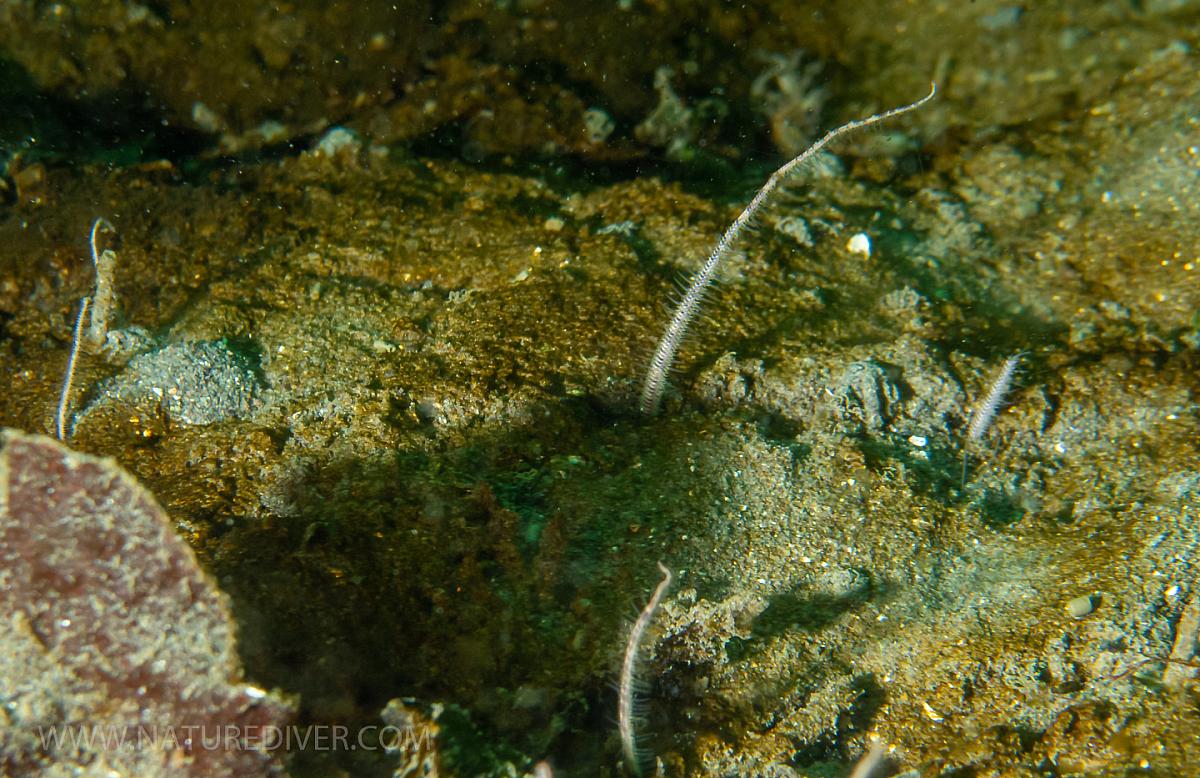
[0,430,292,776]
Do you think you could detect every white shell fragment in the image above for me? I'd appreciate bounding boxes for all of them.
[1067,594,1095,619]
[847,232,872,258]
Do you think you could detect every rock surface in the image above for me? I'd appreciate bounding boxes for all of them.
[0,1,1198,776]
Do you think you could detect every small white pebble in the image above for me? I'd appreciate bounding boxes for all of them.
[543,216,564,232]
[312,126,361,158]
[1067,594,1095,619]
[847,232,871,258]
[1165,584,1181,603]
[191,101,224,133]
[908,434,927,447]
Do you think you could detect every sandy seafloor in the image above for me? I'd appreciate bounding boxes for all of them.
[0,1,1198,776]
